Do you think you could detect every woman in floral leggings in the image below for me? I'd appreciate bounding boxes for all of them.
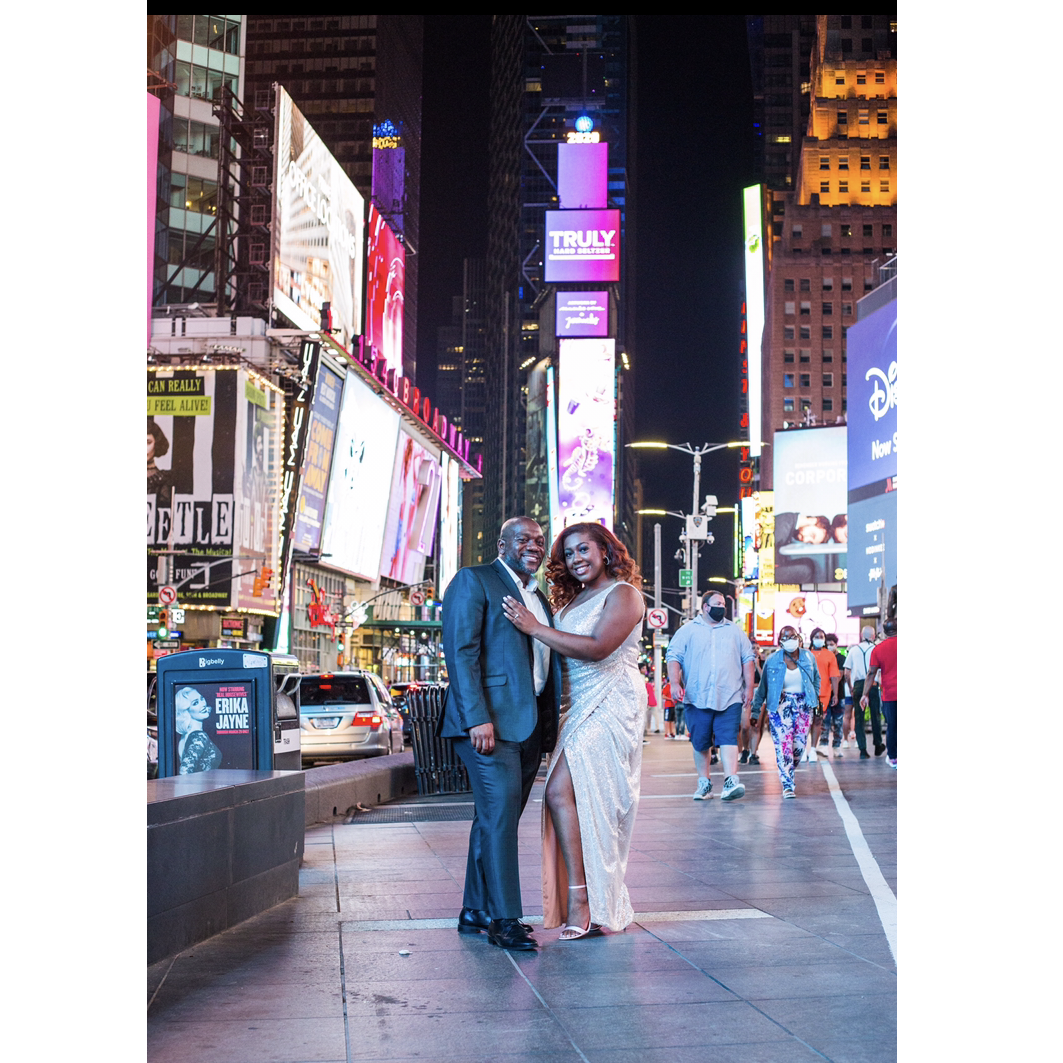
[751,626,821,798]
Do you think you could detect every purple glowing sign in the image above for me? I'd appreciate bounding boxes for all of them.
[556,292,609,338]
[557,338,615,530]
[557,141,608,209]
[545,209,620,283]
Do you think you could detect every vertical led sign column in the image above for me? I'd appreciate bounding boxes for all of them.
[844,300,898,616]
[365,203,406,376]
[742,185,765,459]
[557,339,616,530]
[545,209,621,283]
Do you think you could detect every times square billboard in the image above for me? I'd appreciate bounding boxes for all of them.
[273,87,365,350]
[147,366,282,613]
[845,299,898,616]
[772,426,847,585]
[364,203,405,377]
[544,209,620,283]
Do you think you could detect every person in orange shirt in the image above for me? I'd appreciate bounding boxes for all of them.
[805,627,840,761]
[661,678,677,739]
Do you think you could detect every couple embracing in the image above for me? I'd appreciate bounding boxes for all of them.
[440,516,646,951]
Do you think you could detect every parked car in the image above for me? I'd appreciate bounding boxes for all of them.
[299,671,404,764]
[388,682,422,743]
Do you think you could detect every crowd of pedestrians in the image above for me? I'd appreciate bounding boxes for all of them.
[639,597,899,796]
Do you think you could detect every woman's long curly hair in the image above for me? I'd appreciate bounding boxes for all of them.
[545,523,642,612]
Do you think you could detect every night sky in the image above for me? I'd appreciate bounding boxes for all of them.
[417,15,758,590]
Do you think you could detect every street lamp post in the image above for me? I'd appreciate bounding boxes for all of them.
[628,440,748,620]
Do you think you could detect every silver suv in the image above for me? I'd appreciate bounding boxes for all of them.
[299,671,404,764]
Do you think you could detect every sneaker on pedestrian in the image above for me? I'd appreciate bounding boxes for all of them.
[874,743,886,757]
[693,777,713,800]
[834,750,843,758]
[740,750,749,765]
[888,758,897,769]
[859,750,870,759]
[807,747,818,762]
[720,776,745,802]
[782,788,795,799]
[664,734,674,740]
[749,753,760,764]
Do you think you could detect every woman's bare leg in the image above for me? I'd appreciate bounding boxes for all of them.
[545,751,590,930]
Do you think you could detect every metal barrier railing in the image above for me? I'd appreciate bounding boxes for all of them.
[407,684,471,796]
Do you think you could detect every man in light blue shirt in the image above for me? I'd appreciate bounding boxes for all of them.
[666,590,756,801]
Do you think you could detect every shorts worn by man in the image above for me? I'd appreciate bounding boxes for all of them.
[666,590,756,801]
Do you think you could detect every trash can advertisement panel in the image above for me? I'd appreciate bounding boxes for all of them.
[557,338,615,530]
[147,367,282,612]
[171,678,257,774]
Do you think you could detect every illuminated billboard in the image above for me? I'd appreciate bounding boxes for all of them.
[273,87,365,349]
[365,203,405,376]
[742,185,765,459]
[319,374,400,579]
[380,431,441,585]
[557,141,608,209]
[773,426,847,584]
[557,338,616,530]
[147,367,282,613]
[845,298,898,615]
[438,453,461,598]
[556,291,609,338]
[772,589,861,648]
[291,359,343,554]
[545,209,620,283]
[148,92,160,344]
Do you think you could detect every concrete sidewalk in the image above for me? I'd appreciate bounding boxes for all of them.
[147,735,897,1062]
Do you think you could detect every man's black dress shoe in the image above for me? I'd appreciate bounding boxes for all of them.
[458,907,531,934]
[487,918,537,951]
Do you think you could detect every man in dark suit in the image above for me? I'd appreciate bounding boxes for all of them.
[440,516,560,951]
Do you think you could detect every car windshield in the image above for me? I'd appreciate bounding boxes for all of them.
[300,676,371,707]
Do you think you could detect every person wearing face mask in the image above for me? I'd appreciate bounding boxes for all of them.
[750,627,821,797]
[806,627,840,760]
[665,590,756,802]
[845,626,885,758]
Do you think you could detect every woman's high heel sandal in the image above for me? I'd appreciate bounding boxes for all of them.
[560,884,603,940]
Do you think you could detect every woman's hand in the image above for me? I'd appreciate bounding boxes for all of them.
[502,595,542,636]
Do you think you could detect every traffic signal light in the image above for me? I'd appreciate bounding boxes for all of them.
[252,566,273,596]
[157,610,169,639]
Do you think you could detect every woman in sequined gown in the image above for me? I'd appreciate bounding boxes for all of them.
[502,523,646,939]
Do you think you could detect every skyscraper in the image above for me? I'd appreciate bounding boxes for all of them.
[484,15,637,548]
[757,14,897,484]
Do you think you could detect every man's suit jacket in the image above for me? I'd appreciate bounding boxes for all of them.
[440,558,560,752]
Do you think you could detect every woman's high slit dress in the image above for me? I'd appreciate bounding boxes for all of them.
[541,582,646,931]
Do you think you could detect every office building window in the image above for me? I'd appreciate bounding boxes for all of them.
[799,349,811,363]
[842,277,853,291]
[799,374,811,388]
[875,71,885,84]
[823,397,834,412]
[784,326,795,340]
[800,398,812,413]
[839,181,849,192]
[820,181,830,194]
[800,326,811,340]
[878,109,888,124]
[784,278,795,292]
[800,278,811,292]
[822,302,833,315]
[784,398,795,412]
[837,110,847,127]
[863,224,874,238]
[823,373,834,388]
[784,301,796,316]
[883,224,893,238]
[857,71,866,85]
[820,156,831,170]
[838,156,849,170]
[792,224,803,238]
[822,278,833,291]
[800,301,811,316]
[860,156,871,170]
[822,325,833,340]
[821,223,832,237]
[880,155,890,170]
[784,349,795,363]
[823,349,833,363]
[859,109,869,125]
[880,180,890,193]
[784,373,795,388]
[840,224,851,238]
[861,181,871,193]
[842,303,852,316]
